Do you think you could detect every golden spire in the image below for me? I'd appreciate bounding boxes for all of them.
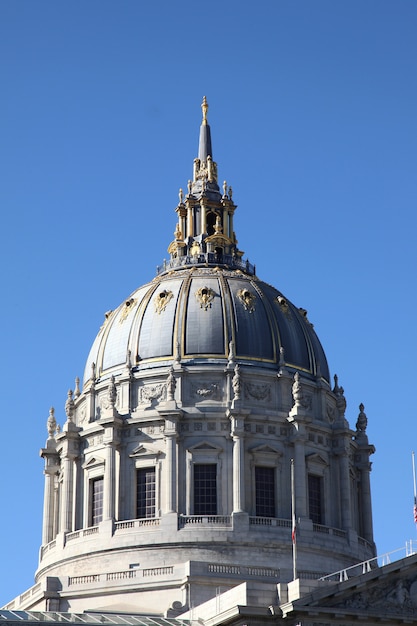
[201,96,208,125]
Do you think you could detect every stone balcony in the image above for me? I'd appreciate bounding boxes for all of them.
[38,514,374,572]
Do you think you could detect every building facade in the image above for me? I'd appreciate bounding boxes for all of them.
[8,99,416,626]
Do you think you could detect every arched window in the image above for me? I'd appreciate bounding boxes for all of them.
[206,212,217,235]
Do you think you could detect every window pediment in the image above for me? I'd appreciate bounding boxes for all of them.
[130,444,161,459]
[306,452,328,466]
[187,440,223,462]
[188,441,223,453]
[82,455,105,470]
[250,444,282,467]
[250,444,282,456]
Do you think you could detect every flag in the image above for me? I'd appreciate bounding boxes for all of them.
[292,514,296,544]
[413,452,417,523]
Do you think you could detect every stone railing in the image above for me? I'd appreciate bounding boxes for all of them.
[68,574,101,586]
[68,565,175,587]
[40,520,160,561]
[250,518,350,542]
[114,517,160,531]
[40,540,56,560]
[66,526,99,542]
[178,515,232,528]
[142,566,174,577]
[312,523,347,539]
[1,582,43,611]
[207,563,279,578]
[249,516,292,528]
[157,253,256,276]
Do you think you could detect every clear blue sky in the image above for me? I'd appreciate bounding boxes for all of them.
[1,0,416,607]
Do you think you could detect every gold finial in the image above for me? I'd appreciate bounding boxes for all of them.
[201,96,208,125]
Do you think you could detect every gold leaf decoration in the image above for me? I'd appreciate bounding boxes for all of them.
[195,286,215,310]
[237,288,256,313]
[154,290,173,314]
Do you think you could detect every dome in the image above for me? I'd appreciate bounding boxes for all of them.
[35,98,375,617]
[83,268,330,385]
[83,95,329,388]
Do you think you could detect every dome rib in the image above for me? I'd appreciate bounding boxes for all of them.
[83,271,330,384]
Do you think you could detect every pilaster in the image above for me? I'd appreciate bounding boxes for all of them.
[158,402,183,514]
[354,405,375,546]
[287,404,311,520]
[334,434,354,531]
[40,439,60,545]
[99,412,123,522]
[227,403,250,514]
[57,420,81,533]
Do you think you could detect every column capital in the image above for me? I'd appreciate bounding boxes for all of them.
[158,408,183,436]
[41,453,60,474]
[287,417,308,442]
[98,413,123,427]
[288,406,312,423]
[40,441,59,461]
[227,408,250,438]
[57,435,80,460]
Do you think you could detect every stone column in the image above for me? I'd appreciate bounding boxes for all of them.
[164,417,178,513]
[103,443,117,520]
[41,452,59,544]
[53,477,59,538]
[339,443,352,530]
[60,454,75,533]
[354,405,375,544]
[201,202,207,235]
[100,402,123,522]
[187,205,193,237]
[223,208,228,238]
[99,374,123,523]
[40,410,60,544]
[293,435,307,519]
[229,211,234,241]
[358,457,374,543]
[180,210,186,242]
[58,397,81,534]
[233,434,245,512]
[227,405,249,514]
[288,385,310,520]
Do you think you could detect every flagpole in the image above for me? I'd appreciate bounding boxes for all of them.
[412,452,417,529]
[291,458,297,580]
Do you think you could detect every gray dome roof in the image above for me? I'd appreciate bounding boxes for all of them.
[83,266,329,384]
[83,98,329,388]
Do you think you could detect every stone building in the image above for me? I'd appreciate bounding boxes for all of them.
[2,99,417,626]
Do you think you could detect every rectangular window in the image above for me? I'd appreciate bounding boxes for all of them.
[255,466,275,517]
[194,464,217,515]
[91,477,104,526]
[136,467,156,519]
[308,474,323,524]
